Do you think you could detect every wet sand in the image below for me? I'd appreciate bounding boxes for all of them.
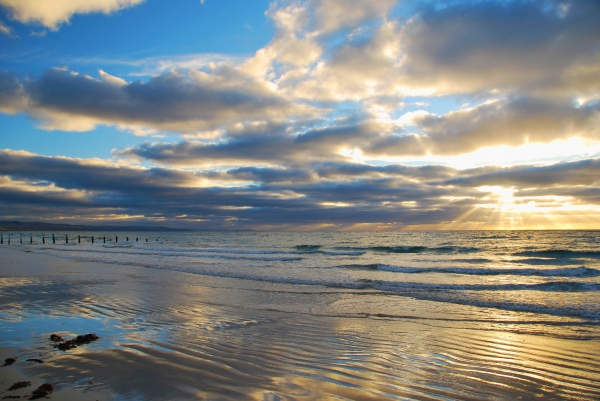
[1,247,599,400]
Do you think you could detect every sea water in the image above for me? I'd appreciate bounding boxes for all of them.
[5,230,600,337]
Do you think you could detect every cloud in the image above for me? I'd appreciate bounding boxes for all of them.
[289,21,401,101]
[244,0,397,85]
[115,120,391,166]
[92,53,247,77]
[442,158,600,189]
[0,149,457,228]
[1,0,600,230]
[282,0,600,100]
[0,0,145,30]
[310,0,397,34]
[0,71,27,113]
[0,20,15,36]
[266,0,397,35]
[366,97,600,157]
[1,150,599,229]
[0,66,313,134]
[115,96,599,166]
[394,0,600,97]
[29,29,46,37]
[0,150,204,192]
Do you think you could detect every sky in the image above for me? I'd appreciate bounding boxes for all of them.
[0,0,599,231]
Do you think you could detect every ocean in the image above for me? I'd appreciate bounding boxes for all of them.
[1,230,599,399]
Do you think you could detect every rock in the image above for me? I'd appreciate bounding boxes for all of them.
[49,334,64,342]
[33,384,54,393]
[25,359,43,364]
[7,381,30,391]
[28,384,54,400]
[55,342,77,351]
[74,333,99,344]
[1,358,16,367]
[54,333,99,351]
[2,395,21,399]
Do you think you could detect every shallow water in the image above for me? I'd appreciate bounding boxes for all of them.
[6,230,600,332]
[1,230,600,400]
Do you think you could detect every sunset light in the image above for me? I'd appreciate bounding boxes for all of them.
[0,0,598,230]
[1,2,599,400]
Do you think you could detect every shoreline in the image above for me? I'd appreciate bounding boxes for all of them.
[2,247,600,400]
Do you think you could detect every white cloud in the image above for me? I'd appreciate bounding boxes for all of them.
[270,0,600,101]
[0,20,15,36]
[0,0,145,30]
[267,1,309,34]
[311,0,397,34]
[29,29,47,37]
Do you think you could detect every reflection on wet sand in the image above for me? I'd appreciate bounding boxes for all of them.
[1,249,599,400]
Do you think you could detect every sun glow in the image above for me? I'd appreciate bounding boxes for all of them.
[361,137,600,168]
[442,186,600,230]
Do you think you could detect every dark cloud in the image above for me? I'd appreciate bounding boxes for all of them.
[226,166,314,184]
[443,158,600,188]
[398,0,600,96]
[0,150,200,191]
[118,136,297,167]
[115,122,385,166]
[1,150,599,229]
[0,71,26,113]
[0,66,311,133]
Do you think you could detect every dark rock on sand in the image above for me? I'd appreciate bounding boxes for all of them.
[76,333,99,343]
[28,383,54,400]
[7,381,30,391]
[49,334,64,342]
[54,333,99,351]
[1,358,16,367]
[25,359,43,364]
[56,342,77,351]
[2,395,21,399]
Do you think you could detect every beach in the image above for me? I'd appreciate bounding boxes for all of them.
[1,231,600,400]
